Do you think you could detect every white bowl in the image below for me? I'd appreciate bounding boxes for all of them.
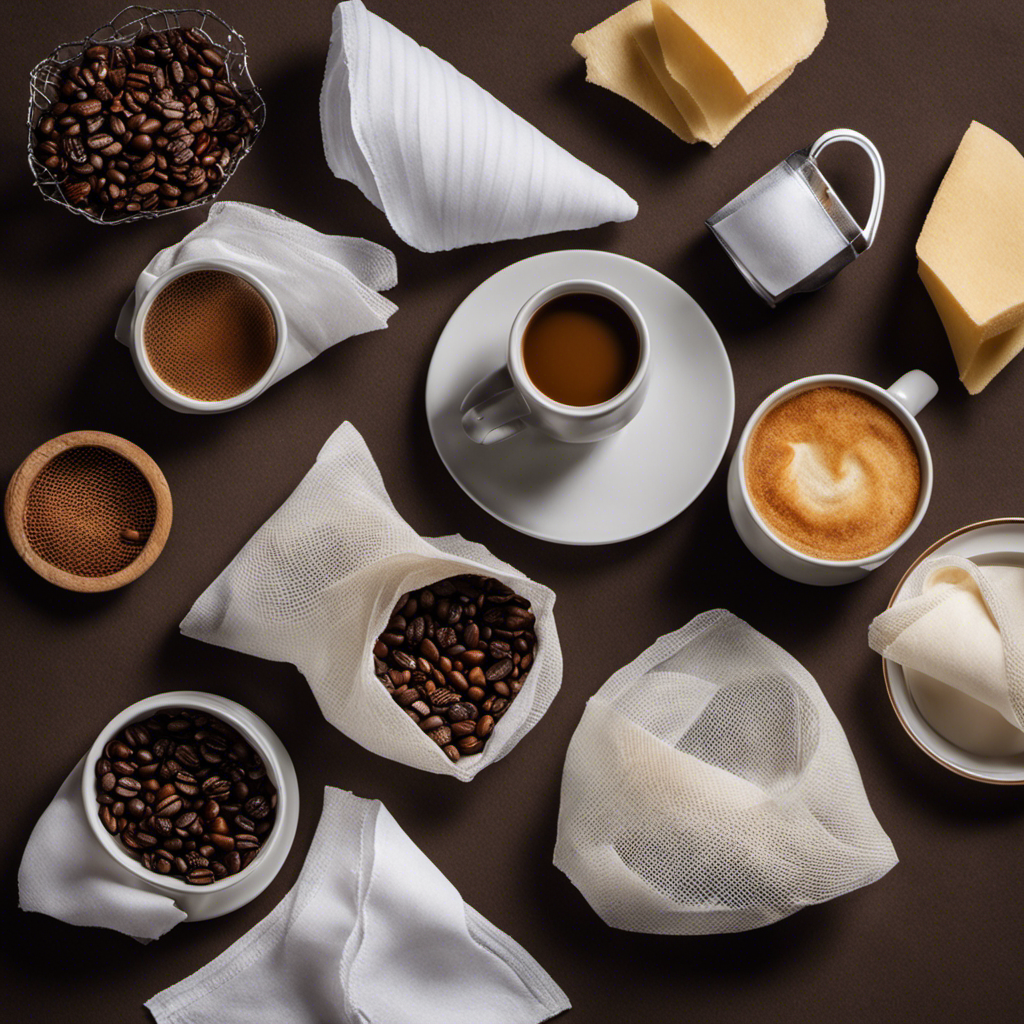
[83,691,299,919]
[882,518,1024,785]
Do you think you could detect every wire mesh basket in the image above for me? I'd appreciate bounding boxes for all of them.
[27,6,265,225]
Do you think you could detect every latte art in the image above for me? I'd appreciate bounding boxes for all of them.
[746,387,921,561]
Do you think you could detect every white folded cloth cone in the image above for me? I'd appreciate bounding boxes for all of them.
[554,610,897,935]
[115,202,398,383]
[18,759,186,942]
[146,787,570,1024]
[180,421,562,781]
[869,556,1024,736]
[320,0,638,251]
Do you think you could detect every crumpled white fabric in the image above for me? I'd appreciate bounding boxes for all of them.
[320,0,638,251]
[554,609,897,935]
[180,421,562,781]
[869,555,1024,734]
[146,787,570,1024]
[116,202,397,384]
[18,759,186,942]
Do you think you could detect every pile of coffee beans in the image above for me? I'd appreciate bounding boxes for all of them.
[94,708,276,885]
[33,27,258,219]
[373,575,537,762]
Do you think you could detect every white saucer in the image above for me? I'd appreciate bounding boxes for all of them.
[883,518,1024,784]
[425,250,734,545]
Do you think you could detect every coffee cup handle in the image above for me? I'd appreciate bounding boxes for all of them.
[461,367,531,445]
[887,370,938,416]
[114,268,160,347]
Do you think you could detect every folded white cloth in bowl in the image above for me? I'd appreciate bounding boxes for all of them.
[116,201,398,383]
[869,556,1024,733]
[18,759,186,942]
[146,787,570,1024]
[554,610,897,935]
[320,0,638,251]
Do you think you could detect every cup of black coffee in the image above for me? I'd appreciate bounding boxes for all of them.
[461,279,650,444]
[123,258,288,414]
[83,691,297,896]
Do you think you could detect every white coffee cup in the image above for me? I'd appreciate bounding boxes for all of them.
[116,257,300,415]
[727,370,938,585]
[460,279,651,445]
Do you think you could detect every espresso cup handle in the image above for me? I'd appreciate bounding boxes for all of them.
[461,367,531,445]
[887,370,938,416]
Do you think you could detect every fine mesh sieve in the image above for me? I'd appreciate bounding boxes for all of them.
[143,269,278,401]
[5,431,172,591]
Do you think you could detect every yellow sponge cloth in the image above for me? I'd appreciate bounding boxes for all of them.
[917,121,1024,394]
[572,0,826,147]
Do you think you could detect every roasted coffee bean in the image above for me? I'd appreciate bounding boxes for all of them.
[187,868,215,885]
[95,706,276,885]
[33,31,255,219]
[374,575,535,760]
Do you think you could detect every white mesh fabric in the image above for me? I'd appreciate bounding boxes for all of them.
[180,422,562,781]
[553,609,896,934]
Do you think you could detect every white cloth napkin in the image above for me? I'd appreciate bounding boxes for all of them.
[179,421,562,781]
[146,787,570,1024]
[554,610,897,935]
[320,0,638,252]
[115,202,398,383]
[18,759,186,942]
[869,556,1024,732]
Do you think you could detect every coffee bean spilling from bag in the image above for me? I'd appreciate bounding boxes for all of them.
[94,709,276,884]
[374,575,537,762]
[33,27,257,218]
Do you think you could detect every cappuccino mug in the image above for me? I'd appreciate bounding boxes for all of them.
[461,280,650,445]
[727,370,937,585]
[115,257,303,414]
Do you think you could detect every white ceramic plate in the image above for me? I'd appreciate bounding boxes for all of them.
[883,518,1024,784]
[425,250,734,545]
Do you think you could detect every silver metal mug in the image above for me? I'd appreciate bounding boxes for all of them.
[706,128,885,307]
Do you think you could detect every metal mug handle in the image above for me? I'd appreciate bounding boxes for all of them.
[809,129,885,248]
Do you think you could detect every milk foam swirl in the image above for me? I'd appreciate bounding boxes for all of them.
[745,387,921,561]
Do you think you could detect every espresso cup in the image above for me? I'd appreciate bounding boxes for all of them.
[117,257,294,415]
[460,280,650,445]
[727,370,937,585]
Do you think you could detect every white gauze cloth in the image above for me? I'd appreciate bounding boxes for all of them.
[180,422,562,781]
[146,787,570,1024]
[553,609,897,935]
[19,759,186,941]
[320,0,638,252]
[115,201,398,384]
[869,556,1024,732]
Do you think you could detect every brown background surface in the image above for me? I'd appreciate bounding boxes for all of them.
[3,1,1023,1021]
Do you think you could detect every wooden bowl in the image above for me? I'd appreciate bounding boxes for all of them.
[5,430,172,592]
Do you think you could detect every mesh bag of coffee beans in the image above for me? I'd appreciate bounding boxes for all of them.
[553,610,897,934]
[181,422,562,780]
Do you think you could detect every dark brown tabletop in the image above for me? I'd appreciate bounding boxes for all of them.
[3,1,1024,1021]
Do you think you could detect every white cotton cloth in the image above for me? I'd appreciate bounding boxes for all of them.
[146,787,570,1024]
[320,0,638,252]
[115,201,398,383]
[18,759,186,941]
[554,609,897,935]
[180,421,562,781]
[869,556,1024,734]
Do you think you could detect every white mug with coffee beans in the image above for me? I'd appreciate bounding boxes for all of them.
[461,279,651,445]
[727,370,938,585]
[117,257,298,414]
